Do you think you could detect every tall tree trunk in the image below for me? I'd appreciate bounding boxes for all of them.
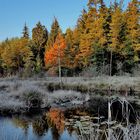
[110,50,112,76]
[102,50,105,75]
[58,43,62,83]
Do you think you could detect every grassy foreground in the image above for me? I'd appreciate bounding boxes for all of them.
[0,76,140,114]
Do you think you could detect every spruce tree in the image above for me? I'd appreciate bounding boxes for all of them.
[32,21,48,68]
[22,23,29,39]
[47,17,60,49]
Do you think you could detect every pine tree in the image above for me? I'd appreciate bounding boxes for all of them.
[32,21,48,67]
[32,22,48,51]
[22,23,29,39]
[47,17,60,49]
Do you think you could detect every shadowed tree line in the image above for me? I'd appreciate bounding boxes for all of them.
[0,0,139,77]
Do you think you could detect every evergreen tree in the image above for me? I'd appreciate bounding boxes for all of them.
[32,22,48,51]
[47,17,60,49]
[22,23,29,39]
[32,21,48,67]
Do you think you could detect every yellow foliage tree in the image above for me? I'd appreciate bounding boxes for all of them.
[1,38,32,72]
[110,7,124,52]
[126,0,140,61]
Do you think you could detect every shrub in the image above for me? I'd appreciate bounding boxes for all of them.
[22,90,43,109]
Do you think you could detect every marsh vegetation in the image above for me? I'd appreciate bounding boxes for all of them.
[0,76,140,140]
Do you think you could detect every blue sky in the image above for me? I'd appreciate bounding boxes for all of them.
[0,0,131,41]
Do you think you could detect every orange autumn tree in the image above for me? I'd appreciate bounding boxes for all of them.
[46,108,65,134]
[44,33,66,69]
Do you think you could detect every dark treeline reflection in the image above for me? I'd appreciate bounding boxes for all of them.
[12,116,48,136]
[0,105,139,140]
[10,108,73,140]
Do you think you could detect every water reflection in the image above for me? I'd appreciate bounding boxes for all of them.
[12,117,29,134]
[0,108,77,140]
[46,108,65,140]
[32,118,48,136]
[0,107,139,140]
[47,108,65,133]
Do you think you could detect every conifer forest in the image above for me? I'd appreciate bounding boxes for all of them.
[0,1,140,140]
[0,0,139,77]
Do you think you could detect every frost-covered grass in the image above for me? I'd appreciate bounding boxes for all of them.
[42,76,140,94]
[0,78,86,112]
[61,76,140,91]
[0,76,140,112]
[1,76,140,89]
[42,76,140,92]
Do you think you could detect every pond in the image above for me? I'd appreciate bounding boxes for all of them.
[0,95,140,140]
[0,113,78,140]
[0,106,140,140]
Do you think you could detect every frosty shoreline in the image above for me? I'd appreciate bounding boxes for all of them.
[0,76,140,114]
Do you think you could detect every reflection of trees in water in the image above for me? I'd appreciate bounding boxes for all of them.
[12,116,49,137]
[67,127,75,136]
[12,117,29,135]
[46,108,65,138]
[32,118,48,136]
[51,125,60,140]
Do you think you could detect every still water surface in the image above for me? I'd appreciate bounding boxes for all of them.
[0,114,78,140]
[0,105,139,140]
